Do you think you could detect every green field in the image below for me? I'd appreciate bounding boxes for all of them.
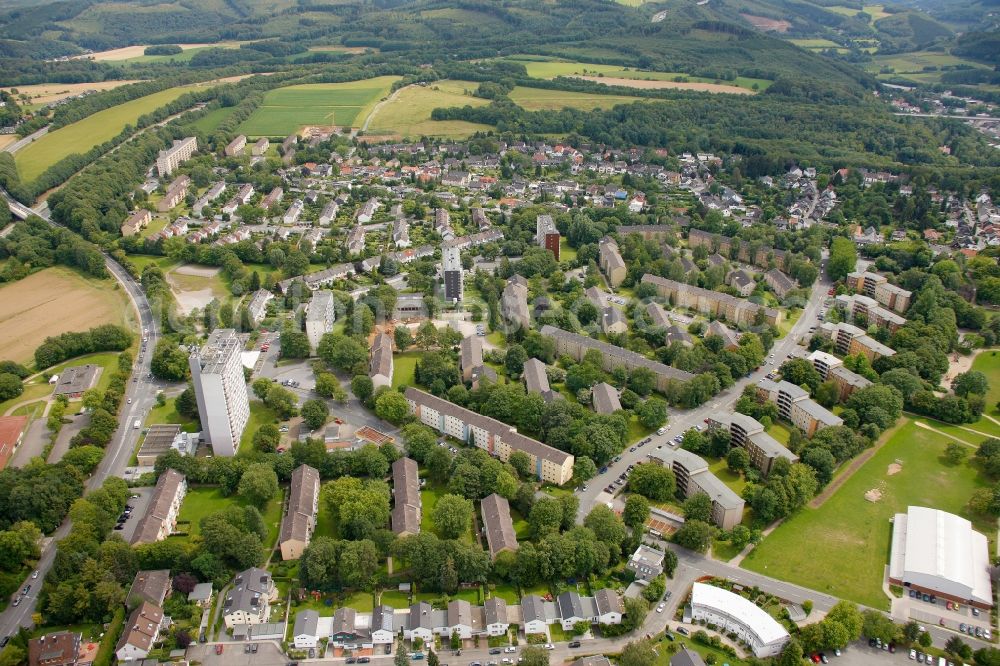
[144,395,199,432]
[508,86,641,112]
[504,56,772,91]
[741,419,992,608]
[972,350,1000,413]
[240,401,283,453]
[391,351,421,390]
[366,80,492,139]
[191,107,237,133]
[869,51,989,83]
[15,86,195,182]
[239,76,399,136]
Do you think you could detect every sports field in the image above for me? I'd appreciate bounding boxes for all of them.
[741,419,992,608]
[0,266,134,365]
[504,56,771,91]
[365,80,492,139]
[508,86,641,111]
[15,85,193,183]
[239,76,399,136]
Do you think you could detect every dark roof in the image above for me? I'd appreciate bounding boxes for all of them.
[557,591,585,620]
[279,464,320,545]
[481,494,518,558]
[127,569,172,607]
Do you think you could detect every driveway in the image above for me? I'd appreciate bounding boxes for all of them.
[10,419,50,468]
[47,411,91,463]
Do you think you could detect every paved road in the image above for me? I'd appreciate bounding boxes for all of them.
[2,127,48,154]
[0,192,161,638]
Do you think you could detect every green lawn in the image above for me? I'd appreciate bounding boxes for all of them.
[706,457,748,497]
[191,107,237,133]
[653,634,749,666]
[379,589,411,607]
[239,401,283,453]
[626,415,655,444]
[972,350,1000,415]
[341,590,375,612]
[767,421,793,445]
[559,238,578,264]
[144,395,199,432]
[126,254,182,274]
[741,419,993,608]
[419,482,476,544]
[0,381,52,416]
[392,351,421,390]
[175,486,283,552]
[16,86,195,182]
[240,77,399,136]
[490,583,521,604]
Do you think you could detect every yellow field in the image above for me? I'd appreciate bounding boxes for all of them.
[2,80,144,106]
[73,42,245,61]
[508,86,641,111]
[0,135,16,151]
[0,266,134,364]
[365,81,493,138]
[15,85,195,182]
[505,57,770,91]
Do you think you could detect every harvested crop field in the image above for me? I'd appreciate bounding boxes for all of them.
[572,75,754,94]
[740,13,791,32]
[2,81,144,106]
[0,267,134,364]
[73,42,243,61]
[508,86,641,111]
[366,81,492,138]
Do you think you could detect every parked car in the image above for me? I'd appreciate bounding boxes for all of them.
[489,649,501,655]
[503,648,516,654]
[677,627,689,636]
[215,645,223,655]
[568,642,581,649]
[656,604,664,613]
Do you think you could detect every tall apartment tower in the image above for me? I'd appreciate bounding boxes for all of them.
[155,137,197,177]
[536,214,560,260]
[442,245,463,303]
[189,329,250,457]
[306,291,337,354]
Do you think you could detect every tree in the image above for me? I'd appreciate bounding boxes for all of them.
[176,386,198,419]
[520,646,549,666]
[252,424,280,453]
[315,373,340,399]
[432,494,473,539]
[627,463,676,501]
[301,399,330,431]
[623,494,650,530]
[682,493,713,523]
[777,639,804,666]
[351,375,374,403]
[573,456,597,482]
[727,447,750,473]
[238,463,279,505]
[827,236,857,282]
[618,640,657,666]
[918,632,932,648]
[280,328,310,358]
[395,326,414,351]
[945,442,968,465]
[636,397,668,429]
[583,505,627,559]
[778,358,822,393]
[862,609,899,643]
[673,519,713,553]
[954,370,989,397]
[264,384,298,419]
[151,340,190,381]
[375,391,411,425]
[318,333,368,372]
[509,451,532,479]
[641,574,666,603]
[945,636,969,657]
[0,373,23,401]
[395,641,409,666]
[529,497,564,537]
[505,344,527,377]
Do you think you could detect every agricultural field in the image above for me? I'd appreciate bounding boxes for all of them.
[505,56,771,91]
[365,80,492,139]
[0,266,134,365]
[2,80,144,109]
[239,76,399,136]
[508,86,642,112]
[741,419,992,608]
[789,38,848,54]
[70,42,244,62]
[868,51,989,83]
[14,85,194,183]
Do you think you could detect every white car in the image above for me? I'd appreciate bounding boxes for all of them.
[657,427,666,435]
[656,604,664,613]
[544,644,554,651]
[504,648,516,654]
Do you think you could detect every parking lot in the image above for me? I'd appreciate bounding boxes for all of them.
[112,486,153,543]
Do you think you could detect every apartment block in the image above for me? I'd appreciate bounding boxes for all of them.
[190,329,251,456]
[616,224,673,241]
[283,200,304,224]
[155,136,197,177]
[755,378,843,437]
[598,236,626,287]
[121,209,151,237]
[640,274,781,327]
[542,325,695,392]
[827,364,873,401]
[807,349,842,380]
[536,214,560,260]
[225,134,247,157]
[707,411,798,475]
[251,137,270,156]
[405,388,574,485]
[193,181,226,217]
[260,187,284,210]
[501,275,530,332]
[835,293,906,332]
[688,228,790,271]
[818,321,896,362]
[481,493,518,559]
[279,464,320,560]
[648,448,744,529]
[764,268,796,299]
[157,175,190,212]
[369,331,394,389]
[522,358,558,403]
[319,201,339,226]
[246,289,273,327]
[846,271,911,313]
[306,291,337,354]
[391,457,421,536]
[131,469,186,545]
[443,244,463,302]
[222,183,254,215]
